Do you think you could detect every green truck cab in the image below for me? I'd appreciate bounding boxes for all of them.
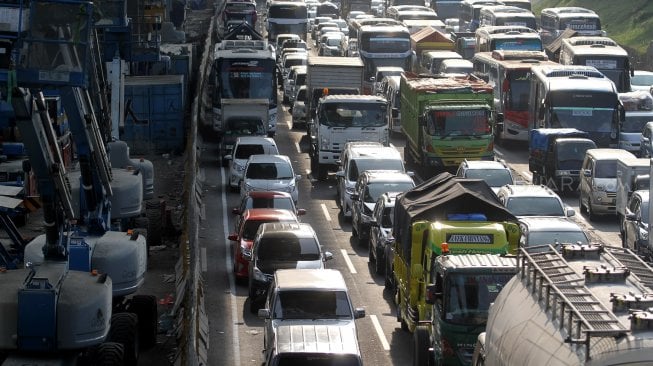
[391,173,520,339]
[400,72,502,169]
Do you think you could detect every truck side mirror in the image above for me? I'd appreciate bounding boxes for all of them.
[625,212,637,221]
[566,207,575,217]
[228,233,238,241]
[323,251,333,261]
[495,113,504,123]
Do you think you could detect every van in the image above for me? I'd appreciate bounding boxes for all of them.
[335,142,407,218]
[258,269,365,366]
[438,58,473,75]
[420,50,463,74]
[579,148,636,220]
[226,136,279,190]
[384,76,402,133]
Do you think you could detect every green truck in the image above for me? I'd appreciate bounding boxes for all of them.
[389,173,520,365]
[400,72,501,170]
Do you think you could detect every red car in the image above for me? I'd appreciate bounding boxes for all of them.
[228,208,299,279]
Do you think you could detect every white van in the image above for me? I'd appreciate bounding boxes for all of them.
[225,136,279,190]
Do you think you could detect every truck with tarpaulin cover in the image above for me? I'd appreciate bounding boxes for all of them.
[390,173,521,339]
[400,72,501,169]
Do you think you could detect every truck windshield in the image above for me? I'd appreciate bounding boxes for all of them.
[273,290,353,319]
[276,354,361,366]
[319,103,387,127]
[555,141,595,167]
[445,273,514,325]
[427,109,491,137]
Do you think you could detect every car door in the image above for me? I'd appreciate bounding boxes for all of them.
[351,175,365,231]
[623,195,641,250]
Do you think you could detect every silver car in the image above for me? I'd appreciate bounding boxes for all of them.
[241,154,301,203]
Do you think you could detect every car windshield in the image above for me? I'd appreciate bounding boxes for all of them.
[273,290,353,319]
[506,197,565,216]
[632,74,653,86]
[244,196,294,211]
[622,115,652,133]
[234,144,265,159]
[594,160,617,179]
[276,354,361,366]
[527,230,589,246]
[326,37,341,46]
[464,169,513,187]
[348,159,404,181]
[246,162,294,179]
[444,273,514,325]
[257,237,320,261]
[365,182,414,203]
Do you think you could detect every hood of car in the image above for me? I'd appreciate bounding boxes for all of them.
[245,179,294,190]
[257,259,324,274]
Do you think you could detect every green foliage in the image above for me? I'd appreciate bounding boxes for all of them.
[532,0,653,54]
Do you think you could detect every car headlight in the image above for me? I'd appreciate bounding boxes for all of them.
[253,267,268,282]
[593,185,605,192]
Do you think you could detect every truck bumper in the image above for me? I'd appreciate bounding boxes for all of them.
[318,150,342,166]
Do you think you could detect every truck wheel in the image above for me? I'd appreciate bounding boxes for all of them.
[128,295,158,349]
[108,313,139,366]
[95,342,125,366]
[413,325,431,366]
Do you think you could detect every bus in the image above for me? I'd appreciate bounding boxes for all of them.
[266,1,308,42]
[459,0,502,32]
[559,36,632,93]
[529,65,624,148]
[358,24,412,94]
[539,7,602,46]
[429,0,462,21]
[475,26,543,53]
[500,0,530,11]
[472,50,556,142]
[212,43,278,136]
[479,5,536,29]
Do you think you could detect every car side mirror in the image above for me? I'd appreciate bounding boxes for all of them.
[228,233,238,241]
[243,252,252,261]
[324,251,333,261]
[625,212,637,221]
[335,170,345,177]
[258,308,271,319]
[232,208,241,215]
[224,154,233,161]
[566,207,575,217]
[296,208,307,216]
[354,307,366,319]
[407,171,415,177]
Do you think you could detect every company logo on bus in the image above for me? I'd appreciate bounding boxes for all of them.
[446,234,494,244]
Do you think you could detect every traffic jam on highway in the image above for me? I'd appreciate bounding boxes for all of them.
[205,0,653,365]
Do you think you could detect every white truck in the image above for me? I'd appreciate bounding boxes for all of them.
[305,56,364,116]
[218,98,269,166]
[616,156,649,234]
[473,243,653,366]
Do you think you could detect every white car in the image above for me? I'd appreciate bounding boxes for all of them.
[226,137,279,190]
[241,154,302,203]
[631,70,653,93]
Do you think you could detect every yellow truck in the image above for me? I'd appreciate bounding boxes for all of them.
[390,173,520,334]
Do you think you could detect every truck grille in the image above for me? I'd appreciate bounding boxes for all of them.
[437,146,486,155]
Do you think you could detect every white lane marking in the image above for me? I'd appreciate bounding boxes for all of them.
[340,249,357,274]
[295,141,301,154]
[221,167,241,366]
[201,247,207,272]
[370,315,390,351]
[286,117,292,129]
[321,203,332,222]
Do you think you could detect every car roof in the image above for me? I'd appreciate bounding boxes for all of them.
[242,208,299,221]
[498,184,557,198]
[247,154,291,164]
[275,324,360,355]
[275,269,347,290]
[519,217,586,232]
[259,222,316,237]
[584,148,636,160]
[235,136,277,145]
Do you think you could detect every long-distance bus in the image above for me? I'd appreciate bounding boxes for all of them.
[475,26,543,53]
[529,65,624,148]
[459,0,502,32]
[539,7,602,45]
[212,43,278,136]
[429,0,462,20]
[472,50,557,142]
[358,24,412,93]
[479,5,537,29]
[266,1,308,42]
[559,36,632,93]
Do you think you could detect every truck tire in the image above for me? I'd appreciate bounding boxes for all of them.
[108,313,139,366]
[128,295,158,349]
[413,325,431,366]
[95,342,125,366]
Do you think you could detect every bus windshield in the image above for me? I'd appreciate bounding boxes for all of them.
[577,57,628,92]
[492,38,542,51]
[560,18,600,32]
[495,17,536,29]
[216,58,276,103]
[549,91,617,133]
[268,4,307,18]
[426,109,491,137]
[359,32,411,53]
[506,70,530,111]
[319,102,387,128]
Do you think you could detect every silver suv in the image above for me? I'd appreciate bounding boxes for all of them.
[495,184,575,219]
[456,159,514,194]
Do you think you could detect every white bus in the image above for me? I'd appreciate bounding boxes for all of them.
[529,65,624,148]
[266,1,309,42]
[475,26,542,53]
[539,7,602,45]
